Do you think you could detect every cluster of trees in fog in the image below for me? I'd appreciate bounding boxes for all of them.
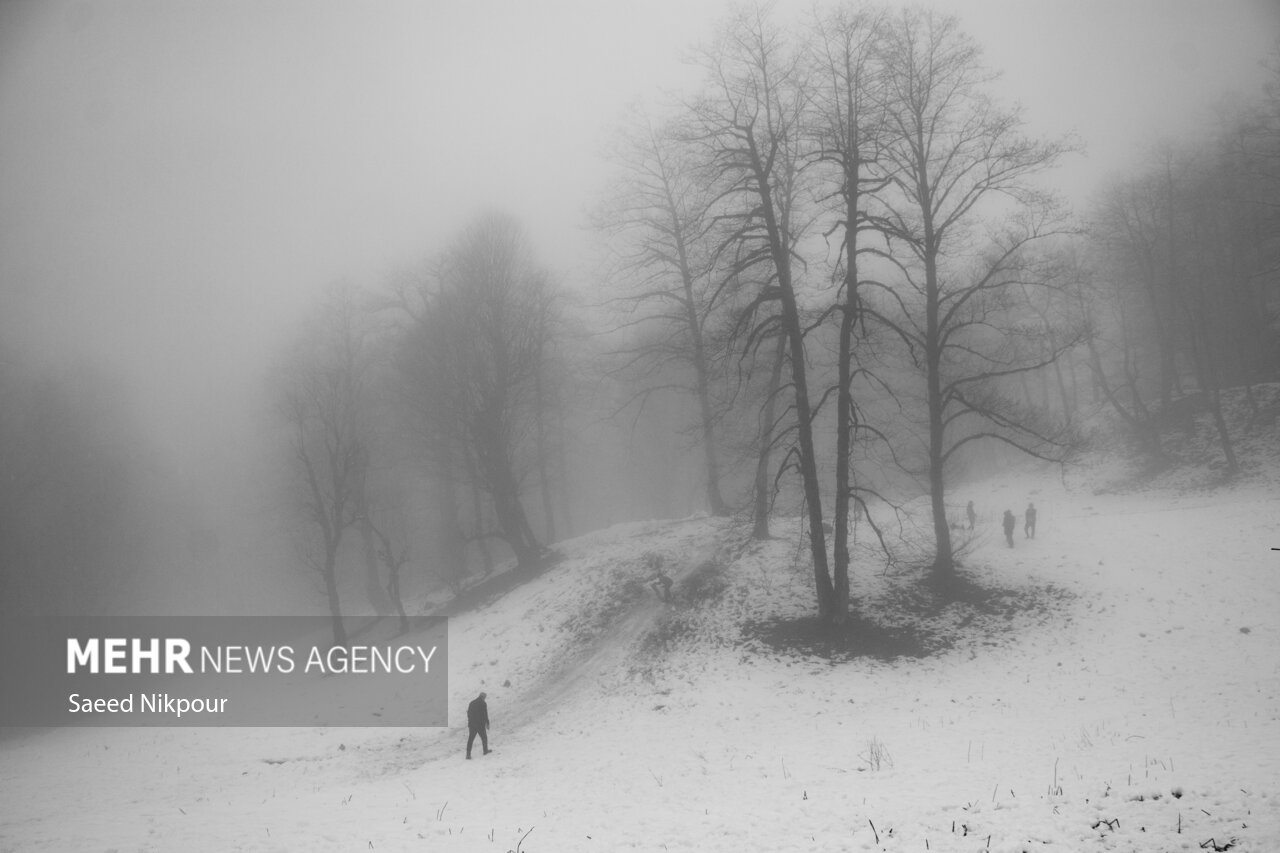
[273,6,1280,642]
[275,216,577,644]
[599,5,1081,625]
[1087,87,1280,475]
[0,362,158,643]
[594,6,1278,627]
[7,5,1275,645]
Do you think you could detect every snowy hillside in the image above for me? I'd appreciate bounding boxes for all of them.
[2,464,1279,852]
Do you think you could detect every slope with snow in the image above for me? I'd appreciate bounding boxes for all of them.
[2,466,1278,852]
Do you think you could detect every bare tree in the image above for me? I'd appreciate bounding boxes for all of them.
[387,261,479,596]
[1086,180,1172,459]
[367,515,411,635]
[688,5,837,620]
[597,108,734,516]
[806,2,892,620]
[351,445,394,618]
[397,213,557,571]
[1160,150,1239,475]
[1090,100,1280,475]
[279,284,374,646]
[1100,171,1187,409]
[874,8,1075,580]
[1015,254,1084,426]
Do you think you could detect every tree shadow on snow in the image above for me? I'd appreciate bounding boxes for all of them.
[743,571,1073,662]
[913,571,1073,619]
[741,612,934,661]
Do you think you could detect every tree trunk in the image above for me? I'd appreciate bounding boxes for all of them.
[322,543,346,647]
[475,329,542,567]
[752,331,787,539]
[757,180,834,617]
[1207,383,1238,475]
[1052,350,1072,423]
[685,271,728,517]
[387,561,409,635]
[369,519,411,636]
[358,514,392,617]
[555,393,574,538]
[1187,278,1239,477]
[351,445,391,617]
[1065,348,1080,417]
[832,133,864,626]
[1018,369,1034,412]
[927,365,954,580]
[532,352,557,543]
[833,293,854,624]
[1243,382,1259,426]
[1084,321,1163,462]
[922,187,954,579]
[695,356,728,516]
[462,448,493,575]
[1038,347,1052,415]
[486,454,541,570]
[434,433,469,594]
[741,125,834,616]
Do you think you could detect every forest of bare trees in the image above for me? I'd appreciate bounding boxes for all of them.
[597,5,1086,621]
[4,4,1274,648]
[268,7,1280,641]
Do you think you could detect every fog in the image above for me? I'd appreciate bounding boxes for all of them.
[1,0,1276,622]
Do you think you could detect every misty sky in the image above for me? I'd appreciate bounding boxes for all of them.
[1,0,1277,473]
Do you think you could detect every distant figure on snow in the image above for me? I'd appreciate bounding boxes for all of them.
[466,692,490,759]
[966,500,976,531]
[651,566,673,603]
[645,553,673,602]
[1025,502,1037,539]
[1002,510,1016,548]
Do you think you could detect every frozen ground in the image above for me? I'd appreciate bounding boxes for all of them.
[2,463,1279,852]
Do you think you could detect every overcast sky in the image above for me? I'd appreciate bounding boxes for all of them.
[1,0,1277,469]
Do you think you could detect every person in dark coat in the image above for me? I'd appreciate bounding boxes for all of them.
[466,692,490,759]
[1002,509,1016,548]
[651,567,673,603]
[1025,502,1037,539]
[966,500,976,531]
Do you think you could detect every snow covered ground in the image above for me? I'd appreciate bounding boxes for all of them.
[3,464,1279,852]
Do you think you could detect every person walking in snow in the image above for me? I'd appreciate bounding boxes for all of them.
[1025,502,1037,539]
[1002,509,1016,548]
[651,566,673,603]
[466,692,490,759]
[966,500,976,531]
[644,553,673,603]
